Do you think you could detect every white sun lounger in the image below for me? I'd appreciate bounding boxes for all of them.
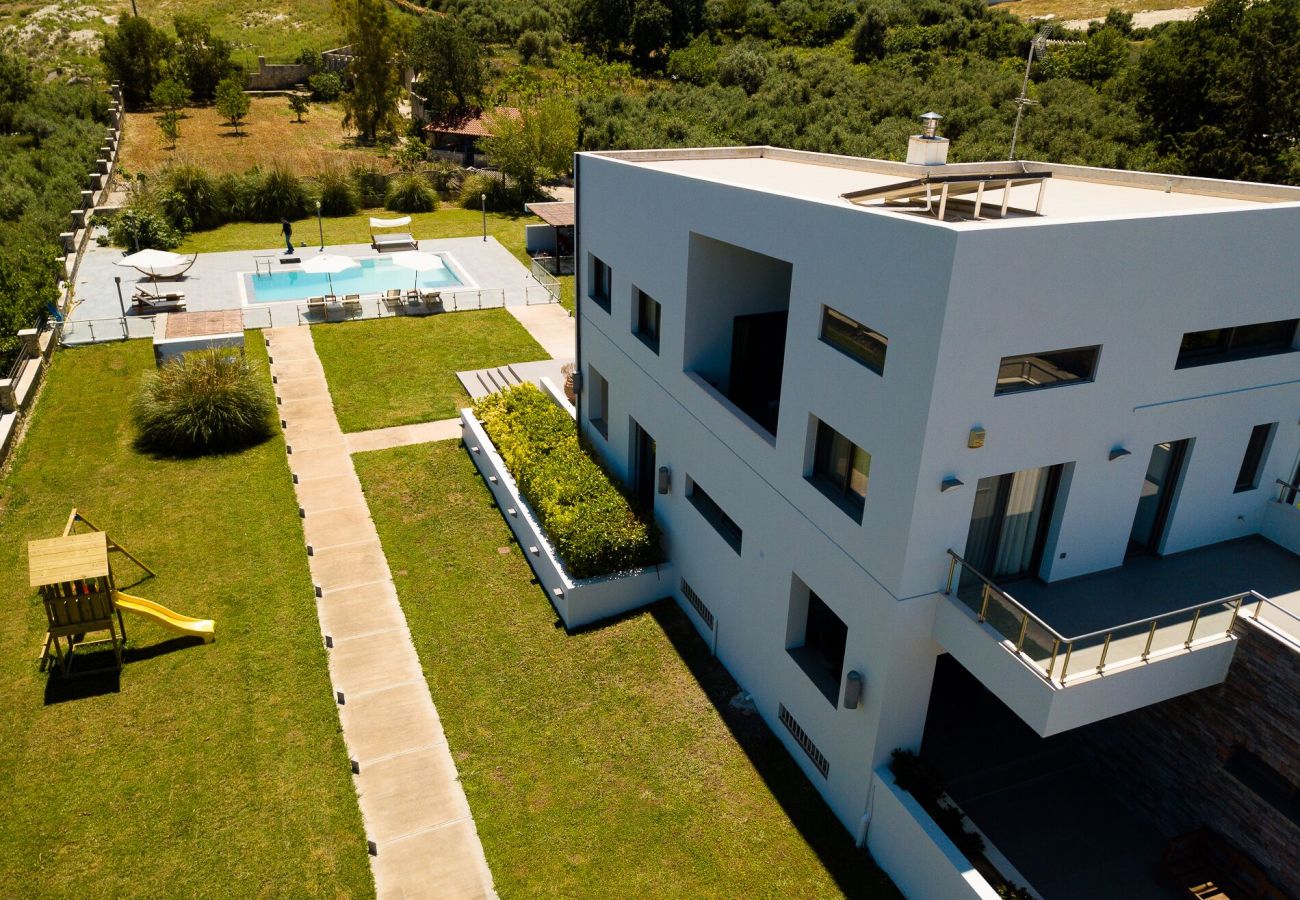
[369,216,417,252]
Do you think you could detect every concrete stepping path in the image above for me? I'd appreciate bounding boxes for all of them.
[344,419,463,454]
[265,327,495,900]
[507,304,574,360]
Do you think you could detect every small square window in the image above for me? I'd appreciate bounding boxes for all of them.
[820,306,887,375]
[995,346,1100,395]
[1235,423,1276,492]
[808,419,869,522]
[634,288,661,353]
[787,585,848,706]
[587,365,609,438]
[590,256,612,312]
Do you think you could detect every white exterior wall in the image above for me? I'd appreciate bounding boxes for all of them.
[575,150,1300,844]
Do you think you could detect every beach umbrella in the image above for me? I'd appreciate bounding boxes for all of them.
[299,253,359,297]
[388,250,446,293]
[116,248,195,294]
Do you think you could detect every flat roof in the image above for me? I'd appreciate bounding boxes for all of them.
[525,201,575,227]
[587,147,1300,225]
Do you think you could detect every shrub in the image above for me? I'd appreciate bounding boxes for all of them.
[248,166,312,221]
[349,162,388,207]
[317,168,360,216]
[457,171,517,211]
[425,159,464,195]
[473,384,659,579]
[108,206,181,251]
[308,71,343,102]
[158,164,222,231]
[133,349,274,455]
[384,173,438,212]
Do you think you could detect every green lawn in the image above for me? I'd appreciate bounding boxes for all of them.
[311,309,548,433]
[354,440,899,899]
[0,339,372,898]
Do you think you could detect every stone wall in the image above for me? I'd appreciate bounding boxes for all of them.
[1079,621,1300,894]
[246,56,310,90]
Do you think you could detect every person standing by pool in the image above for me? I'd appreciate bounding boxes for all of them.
[281,218,294,254]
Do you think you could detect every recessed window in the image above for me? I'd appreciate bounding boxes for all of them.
[820,306,887,375]
[787,586,848,706]
[995,346,1100,395]
[1177,318,1298,368]
[809,419,869,522]
[590,255,612,312]
[587,365,609,438]
[687,477,742,554]
[634,288,660,353]
[1225,746,1300,827]
[1235,423,1276,492]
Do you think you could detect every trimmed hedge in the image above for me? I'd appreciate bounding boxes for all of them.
[473,383,659,579]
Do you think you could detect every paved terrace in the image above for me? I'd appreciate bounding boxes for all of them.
[65,236,554,342]
[1004,535,1300,640]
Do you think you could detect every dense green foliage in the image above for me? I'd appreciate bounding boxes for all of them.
[406,16,486,125]
[474,384,660,579]
[0,52,108,366]
[479,99,580,199]
[317,168,361,215]
[337,0,403,142]
[384,174,439,212]
[215,75,250,133]
[108,207,182,251]
[133,348,274,454]
[101,15,238,110]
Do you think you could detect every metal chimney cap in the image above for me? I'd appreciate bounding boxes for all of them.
[920,111,944,120]
[920,111,943,139]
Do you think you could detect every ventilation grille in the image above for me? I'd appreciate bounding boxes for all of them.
[680,578,714,630]
[779,703,829,778]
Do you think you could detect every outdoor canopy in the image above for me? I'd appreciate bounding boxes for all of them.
[115,249,197,279]
[388,250,447,293]
[298,253,359,296]
[369,216,412,228]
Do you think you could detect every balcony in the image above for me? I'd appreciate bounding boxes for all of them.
[932,535,1300,736]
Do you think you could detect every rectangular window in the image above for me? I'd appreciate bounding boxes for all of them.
[810,419,869,521]
[1235,423,1276,492]
[587,365,609,438]
[1225,746,1300,827]
[687,478,742,554]
[634,288,661,353]
[788,590,848,706]
[820,306,887,375]
[590,255,612,312]
[1177,318,1298,368]
[995,345,1100,395]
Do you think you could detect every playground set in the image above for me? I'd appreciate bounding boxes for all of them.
[28,509,215,677]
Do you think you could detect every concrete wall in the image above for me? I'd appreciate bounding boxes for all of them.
[1262,500,1300,556]
[1078,622,1300,895]
[247,57,310,91]
[866,766,1001,900]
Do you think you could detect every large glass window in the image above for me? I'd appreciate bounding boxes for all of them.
[1177,319,1298,368]
[1235,423,1276,493]
[995,346,1100,395]
[590,255,612,312]
[687,477,742,554]
[810,419,870,521]
[634,288,661,353]
[820,306,887,375]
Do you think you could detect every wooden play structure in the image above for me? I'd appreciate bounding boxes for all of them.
[28,509,215,677]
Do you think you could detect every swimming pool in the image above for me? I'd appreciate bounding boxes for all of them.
[246,255,464,303]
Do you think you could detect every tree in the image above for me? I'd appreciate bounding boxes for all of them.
[100,16,175,110]
[479,98,579,199]
[405,16,484,125]
[0,50,34,132]
[574,0,634,59]
[215,76,250,135]
[172,15,239,101]
[159,108,180,148]
[151,77,189,112]
[336,0,403,143]
[288,92,310,123]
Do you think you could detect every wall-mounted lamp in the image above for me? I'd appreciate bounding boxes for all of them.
[968,427,986,449]
[940,477,964,493]
[843,671,864,709]
[657,466,671,495]
[1109,447,1132,461]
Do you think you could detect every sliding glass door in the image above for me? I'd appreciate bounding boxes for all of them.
[963,464,1064,587]
[1128,440,1189,556]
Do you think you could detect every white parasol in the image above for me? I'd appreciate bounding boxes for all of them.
[299,253,359,296]
[388,250,446,293]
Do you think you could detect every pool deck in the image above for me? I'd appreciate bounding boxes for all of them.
[69,236,549,339]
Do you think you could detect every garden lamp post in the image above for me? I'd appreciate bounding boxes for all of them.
[481,193,487,241]
[316,200,324,250]
[113,275,126,318]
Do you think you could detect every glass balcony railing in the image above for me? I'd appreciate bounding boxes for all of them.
[944,549,1255,686]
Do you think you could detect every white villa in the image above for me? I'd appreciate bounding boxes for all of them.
[568,128,1300,898]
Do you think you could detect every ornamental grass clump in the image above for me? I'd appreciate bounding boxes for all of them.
[133,349,273,455]
[474,384,659,579]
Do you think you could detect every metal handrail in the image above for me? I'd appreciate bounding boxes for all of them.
[1275,479,1300,505]
[944,549,1253,682]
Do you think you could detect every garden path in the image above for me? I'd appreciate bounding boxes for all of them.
[265,326,495,900]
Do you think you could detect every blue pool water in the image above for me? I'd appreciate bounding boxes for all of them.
[248,256,463,303]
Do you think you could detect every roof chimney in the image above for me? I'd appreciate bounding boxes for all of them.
[907,112,949,166]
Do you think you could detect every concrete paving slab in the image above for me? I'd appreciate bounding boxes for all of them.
[508,304,574,360]
[281,407,343,433]
[317,581,408,641]
[302,504,377,550]
[278,397,336,424]
[328,628,425,698]
[285,430,349,455]
[338,681,447,763]
[346,419,463,454]
[357,748,472,844]
[312,539,390,592]
[295,473,367,514]
[289,447,356,482]
[374,819,495,900]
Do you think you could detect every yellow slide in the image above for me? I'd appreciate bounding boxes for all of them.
[113,591,216,643]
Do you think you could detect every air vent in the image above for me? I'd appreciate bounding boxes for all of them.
[681,578,714,630]
[779,703,829,778]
